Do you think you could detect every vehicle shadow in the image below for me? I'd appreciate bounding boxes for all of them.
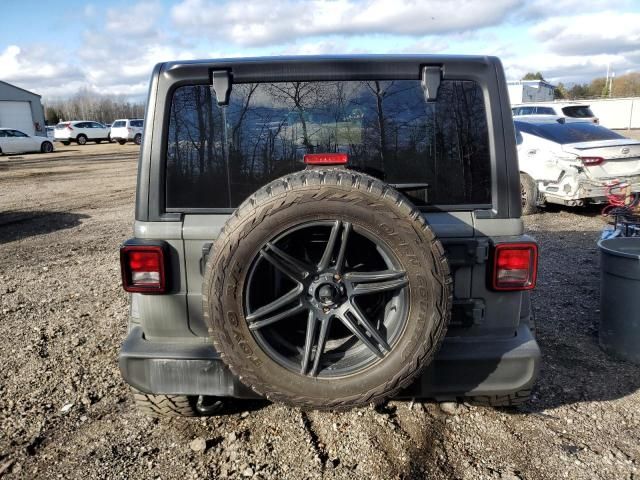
[537,202,605,218]
[0,211,89,244]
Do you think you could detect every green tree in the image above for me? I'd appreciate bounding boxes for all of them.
[554,82,567,99]
[567,83,589,99]
[522,72,546,81]
[45,106,60,125]
[589,77,607,97]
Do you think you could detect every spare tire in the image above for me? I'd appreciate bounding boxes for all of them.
[202,168,452,410]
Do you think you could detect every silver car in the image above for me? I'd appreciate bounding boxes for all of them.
[516,117,640,213]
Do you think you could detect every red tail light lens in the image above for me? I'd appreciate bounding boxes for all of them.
[492,243,538,291]
[66,124,73,131]
[304,153,348,165]
[580,156,604,166]
[120,245,167,293]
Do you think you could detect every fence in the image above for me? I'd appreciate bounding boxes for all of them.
[586,97,640,130]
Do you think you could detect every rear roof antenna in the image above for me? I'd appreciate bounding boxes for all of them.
[211,70,231,106]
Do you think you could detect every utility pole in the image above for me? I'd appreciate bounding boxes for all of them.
[609,72,615,97]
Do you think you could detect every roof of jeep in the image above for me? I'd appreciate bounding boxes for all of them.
[163,54,495,65]
[158,54,501,83]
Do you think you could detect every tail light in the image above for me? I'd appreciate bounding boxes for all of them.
[66,124,73,131]
[120,243,168,293]
[304,153,348,165]
[580,156,604,166]
[491,243,538,291]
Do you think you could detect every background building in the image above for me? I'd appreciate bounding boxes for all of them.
[508,80,555,104]
[0,80,46,136]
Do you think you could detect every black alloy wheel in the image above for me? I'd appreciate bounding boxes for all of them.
[244,220,409,378]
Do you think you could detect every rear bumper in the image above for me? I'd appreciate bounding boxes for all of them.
[543,175,640,205]
[120,325,540,400]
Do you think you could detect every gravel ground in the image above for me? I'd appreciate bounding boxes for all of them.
[0,145,638,480]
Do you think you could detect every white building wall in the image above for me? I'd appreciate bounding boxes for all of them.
[507,84,523,105]
[522,84,554,103]
[586,98,640,129]
[507,81,554,103]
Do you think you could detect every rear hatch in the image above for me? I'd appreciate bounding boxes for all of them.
[110,120,128,138]
[160,67,524,339]
[54,123,71,138]
[561,105,598,123]
[564,138,640,178]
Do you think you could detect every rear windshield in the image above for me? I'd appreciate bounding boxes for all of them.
[561,106,594,118]
[515,121,624,144]
[165,79,492,209]
[130,120,143,127]
[112,121,126,128]
[55,123,68,129]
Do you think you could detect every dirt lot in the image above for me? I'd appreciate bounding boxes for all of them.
[0,144,638,480]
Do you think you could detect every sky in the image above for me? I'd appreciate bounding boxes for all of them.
[1,0,640,100]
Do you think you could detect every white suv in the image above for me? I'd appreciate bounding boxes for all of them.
[512,103,599,124]
[110,119,144,145]
[54,121,110,145]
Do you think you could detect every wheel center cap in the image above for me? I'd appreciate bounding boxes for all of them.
[317,283,339,305]
[308,273,345,310]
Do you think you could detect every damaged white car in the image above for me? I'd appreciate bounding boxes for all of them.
[516,118,640,214]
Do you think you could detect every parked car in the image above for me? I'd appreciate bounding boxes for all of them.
[516,117,640,214]
[512,103,599,124]
[0,128,54,154]
[54,121,110,145]
[110,119,143,145]
[118,55,540,417]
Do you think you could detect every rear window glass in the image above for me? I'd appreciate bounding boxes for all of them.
[562,106,594,118]
[165,80,492,209]
[55,124,68,129]
[112,121,126,128]
[515,121,624,144]
[535,107,555,115]
[130,120,143,127]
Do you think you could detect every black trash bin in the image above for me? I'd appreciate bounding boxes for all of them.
[598,237,640,365]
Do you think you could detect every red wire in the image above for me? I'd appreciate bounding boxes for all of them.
[602,181,638,216]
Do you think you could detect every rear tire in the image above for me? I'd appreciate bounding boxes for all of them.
[62,141,70,146]
[77,134,87,145]
[40,141,53,153]
[130,388,198,417]
[520,173,538,216]
[134,134,142,145]
[95,139,102,144]
[118,140,126,145]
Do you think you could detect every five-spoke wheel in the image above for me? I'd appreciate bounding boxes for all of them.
[245,220,409,378]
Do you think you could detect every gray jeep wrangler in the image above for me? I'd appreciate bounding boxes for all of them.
[119,55,540,416]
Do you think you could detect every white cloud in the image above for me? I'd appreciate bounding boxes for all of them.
[171,0,518,46]
[105,1,162,38]
[2,0,640,98]
[0,45,84,90]
[531,12,640,56]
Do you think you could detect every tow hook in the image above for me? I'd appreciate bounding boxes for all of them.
[196,396,224,415]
